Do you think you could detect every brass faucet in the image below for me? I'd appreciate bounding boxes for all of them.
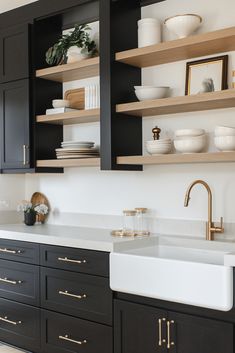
[184,180,224,241]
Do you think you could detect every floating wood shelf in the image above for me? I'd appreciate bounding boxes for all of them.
[116,89,235,117]
[117,152,235,166]
[37,158,100,168]
[36,57,99,82]
[116,26,235,67]
[36,109,100,125]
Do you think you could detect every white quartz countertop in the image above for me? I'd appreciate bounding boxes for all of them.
[0,224,157,252]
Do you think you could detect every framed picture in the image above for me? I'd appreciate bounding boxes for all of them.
[185,55,228,95]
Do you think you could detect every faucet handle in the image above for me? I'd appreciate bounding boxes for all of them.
[215,217,224,233]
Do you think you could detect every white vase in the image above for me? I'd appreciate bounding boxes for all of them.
[138,18,161,48]
[67,46,90,64]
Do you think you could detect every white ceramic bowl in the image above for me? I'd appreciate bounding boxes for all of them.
[214,136,235,151]
[164,14,202,39]
[146,143,172,155]
[215,126,235,137]
[175,128,205,138]
[174,135,206,153]
[52,99,70,108]
[135,86,169,101]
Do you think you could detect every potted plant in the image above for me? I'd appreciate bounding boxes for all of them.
[45,24,97,66]
[17,201,49,226]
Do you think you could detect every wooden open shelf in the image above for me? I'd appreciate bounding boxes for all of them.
[117,152,235,166]
[36,57,99,82]
[37,158,100,168]
[116,89,235,117]
[116,26,235,68]
[36,109,100,125]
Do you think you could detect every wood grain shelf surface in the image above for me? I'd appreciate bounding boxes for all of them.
[37,158,100,168]
[36,109,100,125]
[36,57,99,82]
[116,26,235,67]
[117,152,235,166]
[116,89,235,117]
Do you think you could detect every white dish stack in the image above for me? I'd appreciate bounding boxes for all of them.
[146,138,172,155]
[214,126,235,152]
[56,141,100,159]
[85,84,100,109]
[174,129,206,153]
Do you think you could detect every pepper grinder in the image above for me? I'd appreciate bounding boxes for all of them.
[152,126,161,140]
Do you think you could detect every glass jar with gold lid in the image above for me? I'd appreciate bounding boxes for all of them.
[135,208,150,236]
[122,210,136,236]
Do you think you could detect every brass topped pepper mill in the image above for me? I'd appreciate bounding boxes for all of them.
[152,126,161,140]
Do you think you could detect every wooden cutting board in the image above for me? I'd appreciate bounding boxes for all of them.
[31,192,50,224]
[64,88,85,109]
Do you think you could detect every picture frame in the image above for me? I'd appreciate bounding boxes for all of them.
[185,55,228,96]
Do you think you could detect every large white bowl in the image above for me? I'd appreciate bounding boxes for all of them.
[174,135,206,153]
[175,128,205,138]
[215,126,235,137]
[164,14,202,39]
[52,99,70,108]
[135,86,169,101]
[214,136,235,152]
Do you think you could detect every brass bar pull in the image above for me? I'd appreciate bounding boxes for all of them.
[58,257,87,264]
[0,277,22,285]
[23,145,29,166]
[59,335,87,345]
[158,318,166,347]
[167,320,175,350]
[0,248,22,254]
[0,316,22,325]
[59,290,87,300]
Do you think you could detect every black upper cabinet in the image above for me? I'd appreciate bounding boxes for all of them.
[0,24,31,83]
[0,79,31,170]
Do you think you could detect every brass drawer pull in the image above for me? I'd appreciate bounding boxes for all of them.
[58,257,87,264]
[0,248,22,255]
[0,277,22,285]
[158,318,166,346]
[59,335,87,345]
[167,320,175,349]
[0,316,22,326]
[59,290,87,300]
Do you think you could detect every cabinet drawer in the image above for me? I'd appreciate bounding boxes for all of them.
[40,244,109,277]
[0,239,39,264]
[41,267,112,325]
[0,298,40,353]
[0,259,40,306]
[41,310,112,353]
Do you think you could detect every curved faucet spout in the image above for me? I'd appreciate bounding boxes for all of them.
[184,180,223,241]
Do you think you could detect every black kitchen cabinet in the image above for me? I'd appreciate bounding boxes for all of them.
[0,24,31,83]
[114,300,234,353]
[0,79,31,170]
[114,300,167,353]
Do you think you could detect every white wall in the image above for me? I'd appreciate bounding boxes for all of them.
[24,0,235,228]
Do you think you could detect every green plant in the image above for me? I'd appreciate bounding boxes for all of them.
[45,24,97,66]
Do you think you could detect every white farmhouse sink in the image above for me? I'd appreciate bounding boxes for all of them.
[110,240,234,311]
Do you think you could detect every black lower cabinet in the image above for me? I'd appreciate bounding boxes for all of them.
[114,300,234,353]
[41,309,113,353]
[0,298,40,353]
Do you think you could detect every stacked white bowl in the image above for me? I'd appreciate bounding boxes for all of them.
[146,138,172,155]
[174,129,206,153]
[214,126,235,152]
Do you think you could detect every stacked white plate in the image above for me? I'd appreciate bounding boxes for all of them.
[56,141,99,159]
[214,126,235,152]
[174,129,206,153]
[146,138,172,155]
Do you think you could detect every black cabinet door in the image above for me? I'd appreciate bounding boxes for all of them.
[0,24,31,83]
[169,311,234,353]
[0,239,39,264]
[114,300,167,353]
[0,79,31,170]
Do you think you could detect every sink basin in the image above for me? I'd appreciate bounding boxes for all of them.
[110,242,233,311]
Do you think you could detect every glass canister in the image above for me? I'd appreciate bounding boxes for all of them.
[135,208,150,236]
[123,210,136,236]
[138,18,161,48]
